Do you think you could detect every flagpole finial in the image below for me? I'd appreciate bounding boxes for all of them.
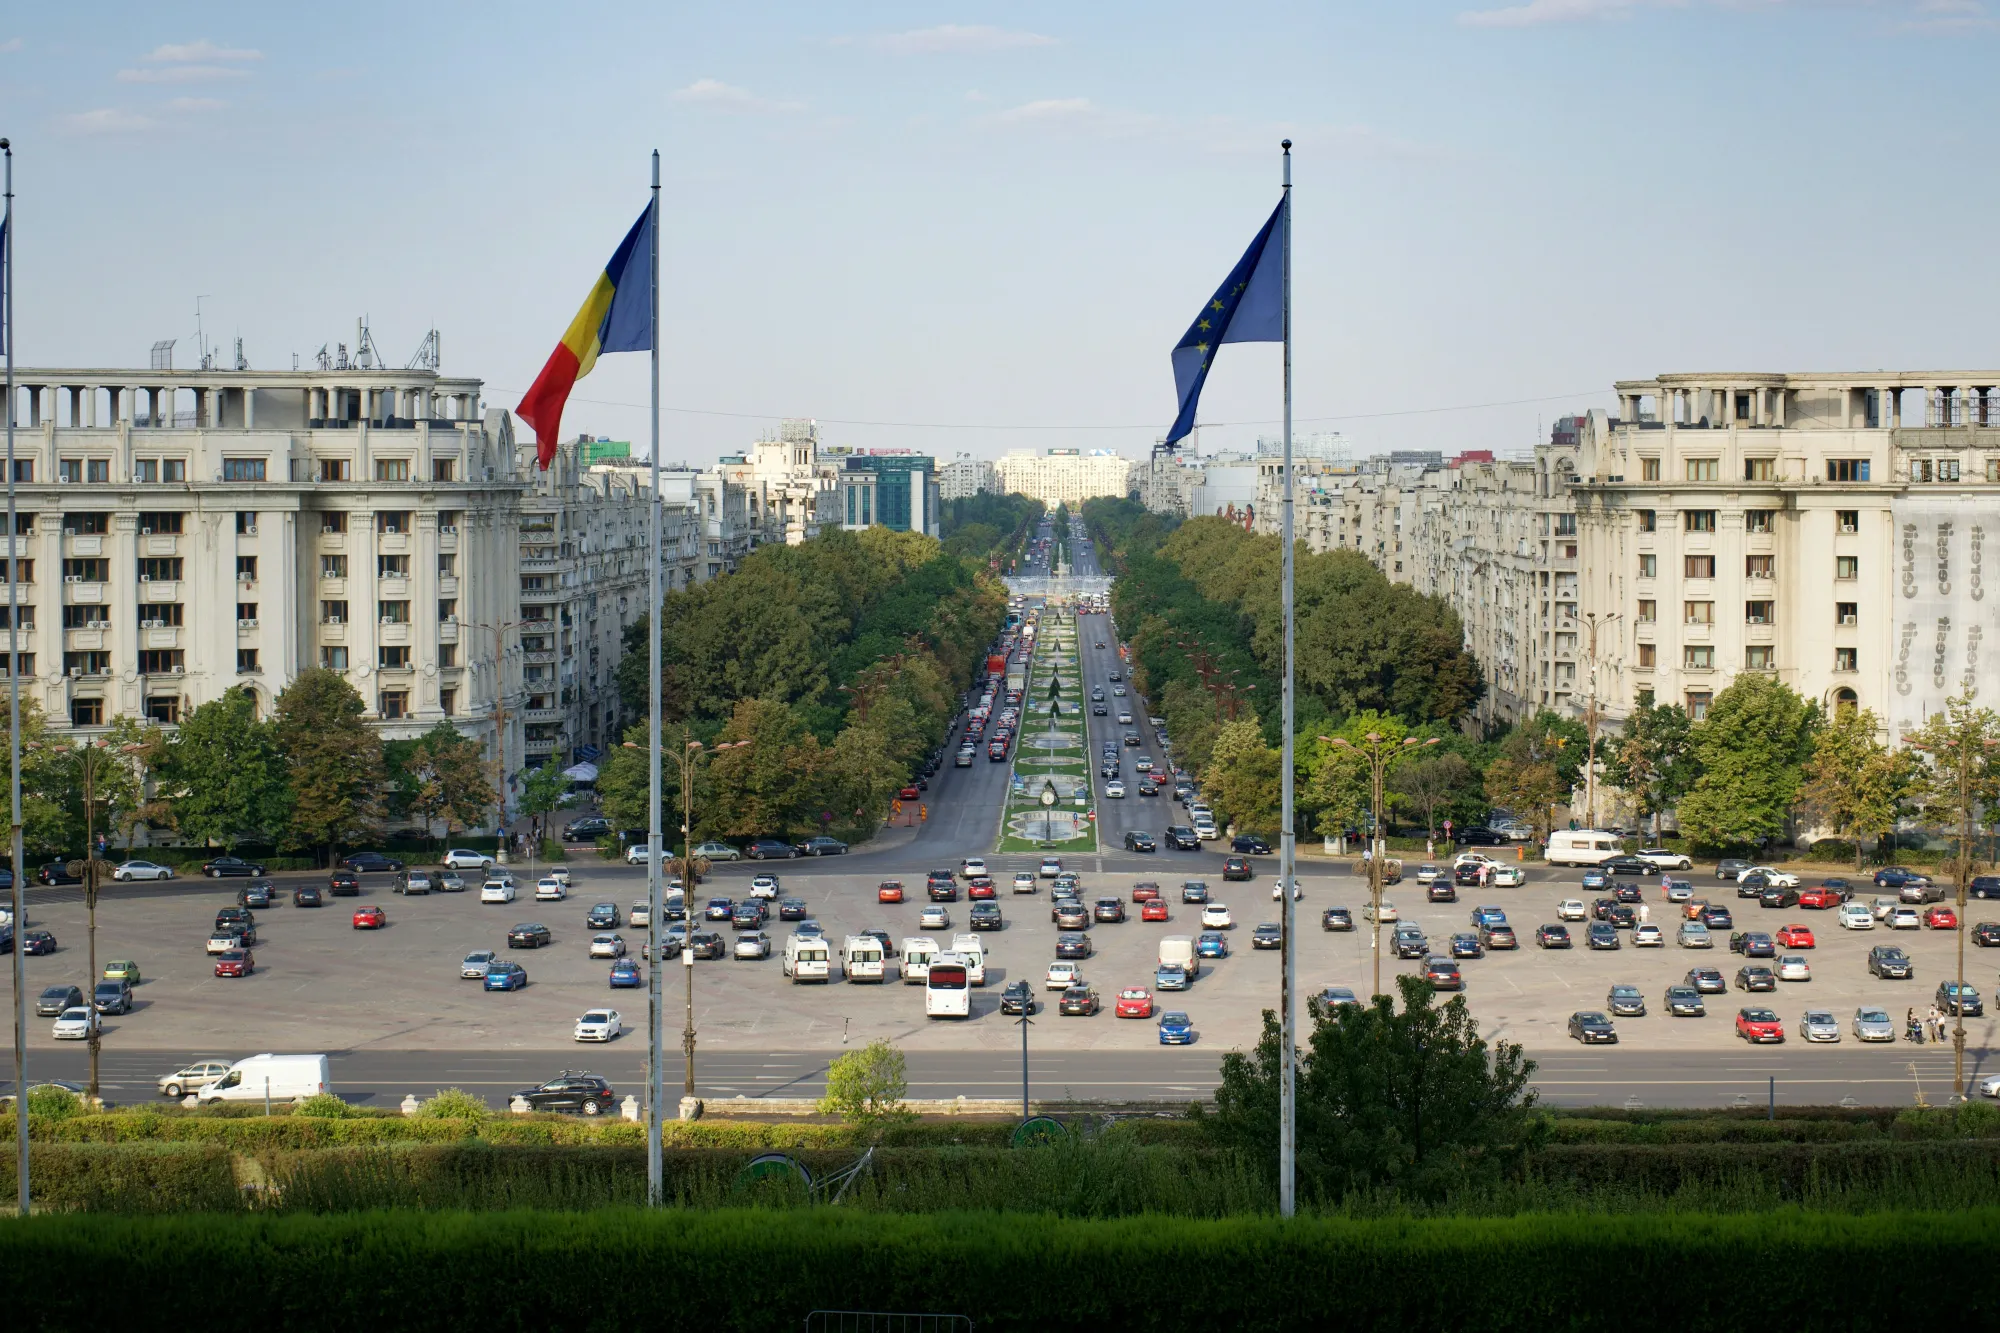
[1281,138,1291,152]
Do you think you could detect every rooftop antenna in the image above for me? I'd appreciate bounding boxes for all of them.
[292,353,300,371]
[194,296,214,370]
[314,344,332,371]
[406,328,440,371]
[233,336,248,372]
[355,317,383,371]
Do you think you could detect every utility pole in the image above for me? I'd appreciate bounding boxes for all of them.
[1913,714,1997,1100]
[1579,611,1619,830]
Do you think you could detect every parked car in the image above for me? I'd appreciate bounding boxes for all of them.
[111,860,174,882]
[507,922,553,949]
[442,848,495,870]
[1568,1011,1617,1043]
[202,855,266,878]
[1664,985,1705,1017]
[798,836,848,857]
[1321,906,1353,931]
[35,985,84,1017]
[341,852,403,874]
[1735,1008,1784,1043]
[351,905,387,930]
[745,839,799,860]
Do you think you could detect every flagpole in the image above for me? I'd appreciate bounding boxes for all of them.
[1,136,28,1216]
[645,147,665,1207]
[1277,139,1297,1220]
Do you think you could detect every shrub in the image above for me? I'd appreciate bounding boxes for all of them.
[294,1094,354,1120]
[26,1086,85,1121]
[412,1088,490,1125]
[818,1040,912,1128]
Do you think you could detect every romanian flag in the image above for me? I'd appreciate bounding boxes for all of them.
[517,203,656,468]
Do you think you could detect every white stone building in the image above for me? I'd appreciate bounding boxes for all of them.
[939,454,1000,501]
[995,448,1133,508]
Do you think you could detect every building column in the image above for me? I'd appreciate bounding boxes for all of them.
[243,385,256,429]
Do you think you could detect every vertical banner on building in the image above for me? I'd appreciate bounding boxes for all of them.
[1888,495,1996,740]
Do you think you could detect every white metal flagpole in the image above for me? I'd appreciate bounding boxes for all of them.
[3,136,26,1217]
[645,148,665,1207]
[1277,139,1297,1218]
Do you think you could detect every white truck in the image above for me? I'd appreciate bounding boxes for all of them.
[195,1053,331,1105]
[781,932,831,983]
[843,934,887,983]
[1158,935,1200,982]
[949,933,987,986]
[902,936,939,984]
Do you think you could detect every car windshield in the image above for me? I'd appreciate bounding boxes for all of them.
[1669,988,1695,998]
[1578,1013,1608,1023]
[1860,1009,1888,1022]
[1745,1010,1777,1022]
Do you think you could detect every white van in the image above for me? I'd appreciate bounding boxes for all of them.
[949,933,986,986]
[782,933,831,983]
[1158,935,1200,981]
[1545,830,1624,867]
[843,934,886,983]
[902,936,938,984]
[195,1053,330,1105]
[925,953,971,1019]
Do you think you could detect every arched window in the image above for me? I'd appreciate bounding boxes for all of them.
[1833,687,1858,716]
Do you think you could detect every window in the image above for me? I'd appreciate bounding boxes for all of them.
[69,697,104,726]
[1684,510,1716,532]
[236,602,257,624]
[133,459,156,484]
[1744,458,1774,482]
[1637,643,1656,668]
[1745,600,1774,624]
[139,650,185,675]
[1637,599,1657,623]
[10,460,31,483]
[236,649,260,674]
[1554,514,1577,537]
[57,460,81,484]
[320,646,349,671]
[1835,647,1858,672]
[236,512,257,535]
[1685,691,1712,721]
[437,598,457,622]
[439,644,457,668]
[439,510,461,534]
[1638,510,1656,533]
[1828,458,1870,482]
[378,554,410,579]
[1746,510,1773,533]
[144,696,181,724]
[61,605,107,628]
[1684,601,1713,625]
[0,605,32,630]
[0,653,35,677]
[1638,554,1658,578]
[222,458,267,482]
[520,576,549,593]
[235,556,258,582]
[1684,645,1715,669]
[85,459,109,484]
[379,645,411,670]
[137,603,182,627]
[1685,555,1716,579]
[437,554,456,578]
[163,458,185,483]
[1837,602,1858,626]
[1746,555,1775,578]
[3,560,32,584]
[321,600,348,625]
[12,513,29,535]
[1837,510,1859,533]
[1640,458,1661,481]
[1686,458,1718,482]
[138,512,184,535]
[320,554,348,579]
[375,511,410,534]
[318,458,350,483]
[439,688,455,716]
[373,458,410,482]
[137,557,182,582]
[63,652,110,677]
[63,512,108,535]
[1836,556,1859,580]
[63,558,109,583]
[321,512,349,534]
[1990,460,2000,483]
[432,459,456,483]
[378,690,410,719]
[378,600,409,624]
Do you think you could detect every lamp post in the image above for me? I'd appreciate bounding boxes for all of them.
[1578,612,1621,829]
[1323,733,1438,998]
[54,738,139,1102]
[1910,724,1999,1099]
[460,617,527,843]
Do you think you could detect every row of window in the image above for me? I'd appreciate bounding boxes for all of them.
[315,458,457,483]
[1638,553,1860,580]
[320,554,456,579]
[1638,508,1867,535]
[319,510,461,535]
[1638,457,1876,483]
[53,686,447,727]
[1636,598,1861,627]
[1636,645,1860,674]
[318,599,458,625]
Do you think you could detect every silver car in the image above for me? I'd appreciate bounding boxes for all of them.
[1852,1006,1895,1042]
[1800,1010,1840,1042]
[461,950,497,979]
[734,931,771,960]
[1677,922,1712,948]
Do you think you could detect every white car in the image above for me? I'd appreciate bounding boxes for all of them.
[443,848,495,871]
[1362,901,1400,923]
[1838,902,1875,930]
[734,931,771,960]
[1105,780,1127,799]
[1633,923,1665,947]
[547,865,572,888]
[1271,879,1301,900]
[919,906,951,931]
[1777,955,1812,981]
[587,933,626,959]
[535,877,567,902]
[112,860,174,881]
[1637,848,1693,871]
[749,875,781,899]
[1012,873,1038,894]
[1740,866,1799,889]
[624,844,657,866]
[480,879,516,904]
[1414,865,1443,886]
[1118,712,1134,725]
[1490,865,1527,888]
[1135,757,1153,773]
[52,1007,97,1040]
[1195,823,1221,841]
[628,901,651,927]
[1045,961,1081,990]
[962,857,989,878]
[1201,903,1233,930]
[1890,906,1922,930]
[206,932,244,955]
[1801,1010,1841,1043]
[1454,851,1499,869]
[1558,899,1589,922]
[573,1009,622,1042]
[1871,896,1899,921]
[461,950,497,978]
[1040,857,1063,878]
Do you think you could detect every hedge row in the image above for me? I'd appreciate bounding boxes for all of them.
[6,1207,1998,1329]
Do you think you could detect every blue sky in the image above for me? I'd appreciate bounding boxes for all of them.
[3,1,1996,463]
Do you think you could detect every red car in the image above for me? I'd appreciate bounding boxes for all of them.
[877,880,905,904]
[967,878,997,900]
[1797,886,1843,910]
[1149,771,1170,786]
[1735,1008,1784,1043]
[213,948,254,977]
[1131,882,1162,902]
[1926,905,1960,930]
[1774,924,1815,949]
[897,786,920,801]
[1115,987,1155,1019]
[352,906,386,929]
[1141,899,1170,922]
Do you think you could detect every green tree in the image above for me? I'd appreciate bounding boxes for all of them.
[1674,675,1818,853]
[515,761,569,850]
[1390,753,1472,842]
[1302,712,1408,842]
[819,1038,913,1128]
[1204,718,1282,836]
[0,696,77,857]
[1205,973,1540,1200]
[1797,706,1914,870]
[151,688,291,851]
[706,698,826,839]
[1905,698,2000,884]
[403,721,496,849]
[273,669,385,863]
[1600,700,1695,840]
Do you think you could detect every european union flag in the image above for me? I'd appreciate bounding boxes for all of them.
[1165,196,1286,448]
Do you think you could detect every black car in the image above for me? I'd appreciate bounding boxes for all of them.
[1321,906,1353,931]
[999,980,1035,1015]
[1221,857,1253,882]
[35,984,83,1017]
[1867,946,1913,979]
[341,852,403,874]
[562,817,611,841]
[1973,921,2000,948]
[1181,880,1211,904]
[1736,873,1769,899]
[1603,857,1652,878]
[1611,882,1644,905]
[1737,931,1776,958]
[1055,932,1093,960]
[1058,985,1101,1016]
[292,884,324,907]
[1449,932,1484,959]
[1607,905,1637,930]
[22,929,56,955]
[1568,1011,1617,1043]
[1456,827,1510,847]
[1937,981,1984,1017]
[1424,957,1464,990]
[1053,903,1090,930]
[729,903,763,929]
[1664,985,1705,1017]
[1759,885,1801,909]
[1164,827,1201,851]
[1716,858,1751,881]
[1123,830,1157,853]
[1971,877,2000,901]
[213,906,255,942]
[1393,930,1429,960]
[512,1071,616,1115]
[1590,897,1617,921]
[745,839,799,860]
[1428,880,1458,903]
[328,869,361,896]
[778,896,808,922]
[587,902,621,929]
[861,928,896,958]
[93,980,132,1015]
[238,882,274,909]
[1587,923,1620,950]
[507,922,553,949]
[688,932,727,960]
[203,855,267,878]
[1607,985,1647,1017]
[1136,783,1159,798]
[1092,703,1108,716]
[970,902,1003,930]
[36,862,80,886]
[1537,924,1572,949]
[1735,966,1777,992]
[797,836,848,857]
[1093,898,1127,923]
[1453,863,1484,887]
[1231,835,1271,855]
[927,871,958,901]
[1685,967,1727,994]
[1251,923,1283,950]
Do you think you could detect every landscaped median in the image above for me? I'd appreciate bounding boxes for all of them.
[996,614,1099,855]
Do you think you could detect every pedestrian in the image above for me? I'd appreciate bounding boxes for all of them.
[1639,903,1650,925]
[1426,837,1435,858]
[1907,1008,1921,1043]
[1932,1006,1946,1043]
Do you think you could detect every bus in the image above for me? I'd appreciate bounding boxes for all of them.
[925,954,971,1018]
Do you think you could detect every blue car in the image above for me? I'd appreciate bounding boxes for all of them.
[1158,1011,1195,1044]
[1196,932,1230,959]
[1155,964,1190,991]
[608,958,643,988]
[1470,905,1507,928]
[1581,869,1611,890]
[484,961,527,991]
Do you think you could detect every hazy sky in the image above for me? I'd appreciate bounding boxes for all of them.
[3,1,1995,464]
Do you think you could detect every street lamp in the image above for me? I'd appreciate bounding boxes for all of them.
[1909,727,1999,1099]
[1322,733,1438,998]
[48,738,143,1102]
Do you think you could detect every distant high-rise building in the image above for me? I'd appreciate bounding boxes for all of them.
[839,453,940,535]
[994,448,1133,507]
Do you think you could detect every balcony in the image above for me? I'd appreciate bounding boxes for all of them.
[377,576,410,597]
[318,532,346,553]
[64,535,103,557]
[377,532,409,554]
[378,621,411,644]
[64,581,105,604]
[437,576,458,597]
[524,648,556,665]
[137,580,179,601]
[144,627,179,650]
[143,535,178,557]
[65,628,106,650]
[437,620,459,644]
[320,622,346,642]
[523,707,565,724]
[521,555,558,571]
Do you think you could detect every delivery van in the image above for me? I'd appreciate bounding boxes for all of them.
[1545,829,1624,868]
[1158,935,1200,982]
[782,932,831,983]
[195,1053,330,1105]
[902,936,938,984]
[843,934,886,983]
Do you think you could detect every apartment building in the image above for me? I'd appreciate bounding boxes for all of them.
[939,454,1000,501]
[717,419,833,546]
[995,448,1133,508]
[835,452,941,535]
